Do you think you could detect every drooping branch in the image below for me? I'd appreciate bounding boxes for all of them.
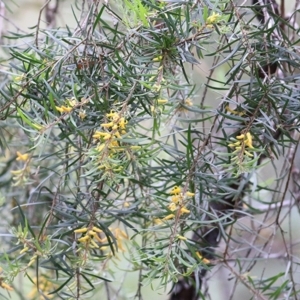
[169,1,285,299]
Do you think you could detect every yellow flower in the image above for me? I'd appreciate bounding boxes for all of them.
[163,214,175,220]
[93,131,111,140]
[225,105,245,116]
[157,99,168,105]
[186,191,195,197]
[74,227,88,233]
[114,131,121,139]
[55,105,72,113]
[131,146,141,150]
[115,228,128,239]
[171,194,181,203]
[90,239,99,248]
[28,274,58,299]
[94,234,106,243]
[118,117,127,130]
[87,230,97,236]
[96,144,105,152]
[92,226,102,233]
[154,218,163,225]
[170,186,181,195]
[103,133,112,140]
[68,98,77,107]
[244,150,254,157]
[1,282,13,291]
[28,255,37,267]
[177,235,187,241]
[152,84,161,92]
[202,258,210,264]
[195,252,210,263]
[245,132,254,149]
[152,55,163,62]
[20,246,29,254]
[206,12,220,25]
[179,207,190,214]
[106,111,117,118]
[79,110,86,120]
[10,169,23,175]
[101,122,114,128]
[78,235,90,243]
[168,202,177,211]
[228,141,241,147]
[184,98,193,106]
[16,151,29,161]
[236,134,245,139]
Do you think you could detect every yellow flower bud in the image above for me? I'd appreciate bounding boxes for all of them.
[184,98,193,106]
[101,122,114,128]
[177,235,187,241]
[106,111,118,118]
[171,195,181,204]
[245,132,254,148]
[92,226,102,233]
[180,207,190,214]
[163,214,175,220]
[90,239,99,248]
[206,12,220,25]
[244,150,254,157]
[79,110,86,120]
[202,258,210,264]
[154,218,163,225]
[157,99,168,105]
[55,105,72,113]
[170,186,181,195]
[168,203,177,211]
[20,246,29,254]
[16,151,29,161]
[87,230,96,236]
[1,282,13,291]
[74,227,88,233]
[186,191,195,197]
[94,235,106,243]
[131,146,141,150]
[78,235,90,243]
[28,255,37,267]
[10,169,23,175]
[152,55,163,62]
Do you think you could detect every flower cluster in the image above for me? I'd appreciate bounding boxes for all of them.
[227,132,257,174]
[0,268,13,292]
[75,226,128,254]
[15,225,52,269]
[55,97,88,120]
[92,111,129,173]
[225,104,245,116]
[178,97,194,113]
[206,12,221,25]
[11,151,31,186]
[155,186,194,224]
[28,274,57,299]
[196,251,210,265]
[228,132,254,158]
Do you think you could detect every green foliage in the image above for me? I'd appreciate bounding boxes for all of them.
[0,0,299,299]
